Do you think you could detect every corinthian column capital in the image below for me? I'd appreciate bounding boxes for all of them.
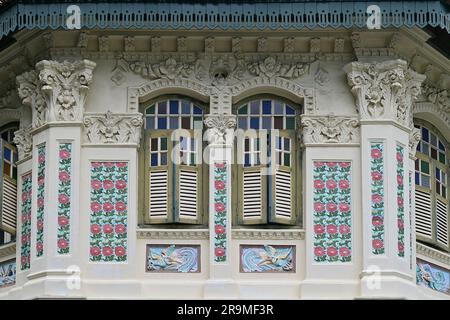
[345,59,425,129]
[204,114,236,146]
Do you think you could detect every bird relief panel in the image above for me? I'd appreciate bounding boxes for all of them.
[146,244,200,273]
[416,259,450,296]
[0,259,16,288]
[240,245,296,273]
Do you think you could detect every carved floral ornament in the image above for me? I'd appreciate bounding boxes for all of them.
[83,111,143,145]
[345,59,426,128]
[13,126,33,160]
[16,60,96,128]
[300,115,360,144]
[204,114,237,145]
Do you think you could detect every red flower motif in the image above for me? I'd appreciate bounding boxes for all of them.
[58,239,68,249]
[327,224,338,234]
[91,162,102,168]
[397,196,404,207]
[371,149,382,159]
[372,216,383,227]
[397,219,404,230]
[37,219,44,230]
[91,180,102,190]
[21,235,28,245]
[21,192,28,202]
[372,194,383,204]
[38,176,45,186]
[396,152,403,162]
[103,202,114,212]
[339,180,349,189]
[314,247,325,257]
[215,202,225,212]
[59,171,70,183]
[38,154,45,164]
[371,171,382,181]
[115,201,126,212]
[372,239,384,249]
[58,194,70,205]
[102,224,113,234]
[104,162,115,168]
[314,202,325,212]
[327,247,338,257]
[339,247,351,257]
[326,202,337,212]
[115,224,126,234]
[398,242,404,252]
[339,202,350,213]
[339,224,351,234]
[58,216,69,227]
[102,246,113,256]
[90,246,101,257]
[116,162,127,168]
[116,180,127,190]
[326,162,337,167]
[215,224,225,234]
[326,179,337,189]
[314,224,325,234]
[215,247,225,257]
[215,163,225,169]
[36,242,43,252]
[397,174,403,186]
[339,162,351,168]
[115,246,126,257]
[215,181,225,191]
[103,180,114,190]
[90,224,101,234]
[90,202,101,213]
[37,197,44,208]
[314,180,325,189]
[59,150,71,160]
[314,162,325,168]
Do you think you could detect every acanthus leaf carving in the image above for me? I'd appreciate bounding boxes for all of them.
[248,56,309,79]
[83,111,143,145]
[409,127,421,158]
[36,59,96,122]
[204,114,236,145]
[301,115,360,144]
[13,126,33,160]
[16,70,47,128]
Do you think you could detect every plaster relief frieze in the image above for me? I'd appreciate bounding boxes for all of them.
[13,126,32,160]
[128,57,194,80]
[36,59,96,122]
[83,111,144,145]
[301,115,360,144]
[345,59,425,128]
[248,56,309,80]
[421,83,450,114]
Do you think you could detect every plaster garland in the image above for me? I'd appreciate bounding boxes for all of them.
[83,111,143,145]
[301,115,360,144]
[345,59,425,128]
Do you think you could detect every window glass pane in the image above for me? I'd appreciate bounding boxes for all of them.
[416,141,421,152]
[420,161,429,174]
[250,117,259,129]
[286,117,295,130]
[180,137,187,150]
[151,139,158,151]
[3,162,10,176]
[158,101,167,114]
[439,152,446,164]
[274,101,283,114]
[244,138,249,152]
[193,106,202,115]
[160,138,167,151]
[438,141,445,151]
[436,168,441,180]
[146,105,155,114]
[255,138,260,151]
[430,133,437,147]
[431,148,437,160]
[157,117,167,129]
[0,132,7,141]
[436,181,441,195]
[415,159,419,171]
[160,153,167,166]
[284,138,290,151]
[151,154,158,166]
[190,139,196,152]
[182,100,190,114]
[262,117,271,129]
[169,100,179,114]
[3,147,11,161]
[190,153,195,165]
[238,117,247,129]
[250,101,259,114]
[181,117,190,129]
[13,167,17,180]
[170,117,178,129]
[238,105,248,115]
[274,117,283,129]
[422,175,430,188]
[262,100,272,114]
[275,137,282,149]
[285,105,295,115]
[146,117,155,129]
[422,127,429,142]
[277,153,282,166]
[443,186,447,198]
[284,154,290,166]
[415,172,420,185]
[421,143,429,155]
[244,154,250,167]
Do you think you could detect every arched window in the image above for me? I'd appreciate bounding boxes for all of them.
[233,97,301,226]
[0,123,19,244]
[142,96,207,225]
[414,119,449,251]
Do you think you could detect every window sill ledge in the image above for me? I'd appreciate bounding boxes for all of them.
[0,242,16,260]
[417,242,450,267]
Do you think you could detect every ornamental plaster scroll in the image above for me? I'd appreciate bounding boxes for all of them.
[13,125,33,160]
[204,114,236,145]
[83,111,143,145]
[345,59,426,128]
[16,70,47,128]
[301,115,360,144]
[409,127,421,158]
[36,60,96,122]
[127,78,212,113]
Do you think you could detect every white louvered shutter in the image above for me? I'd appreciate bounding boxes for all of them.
[238,133,267,225]
[0,140,17,234]
[269,131,296,225]
[415,189,433,239]
[147,132,173,224]
[436,198,448,247]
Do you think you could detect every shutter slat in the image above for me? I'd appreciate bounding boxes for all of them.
[243,170,262,220]
[436,199,448,246]
[415,190,432,238]
[1,178,17,233]
[179,169,198,220]
[149,170,168,219]
[274,169,292,220]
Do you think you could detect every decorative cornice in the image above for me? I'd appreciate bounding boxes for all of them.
[0,243,16,260]
[416,242,450,267]
[301,115,360,144]
[136,229,209,240]
[36,60,96,122]
[232,229,305,240]
[83,111,143,145]
[13,126,32,160]
[414,101,450,130]
[345,59,426,128]
[204,114,236,145]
